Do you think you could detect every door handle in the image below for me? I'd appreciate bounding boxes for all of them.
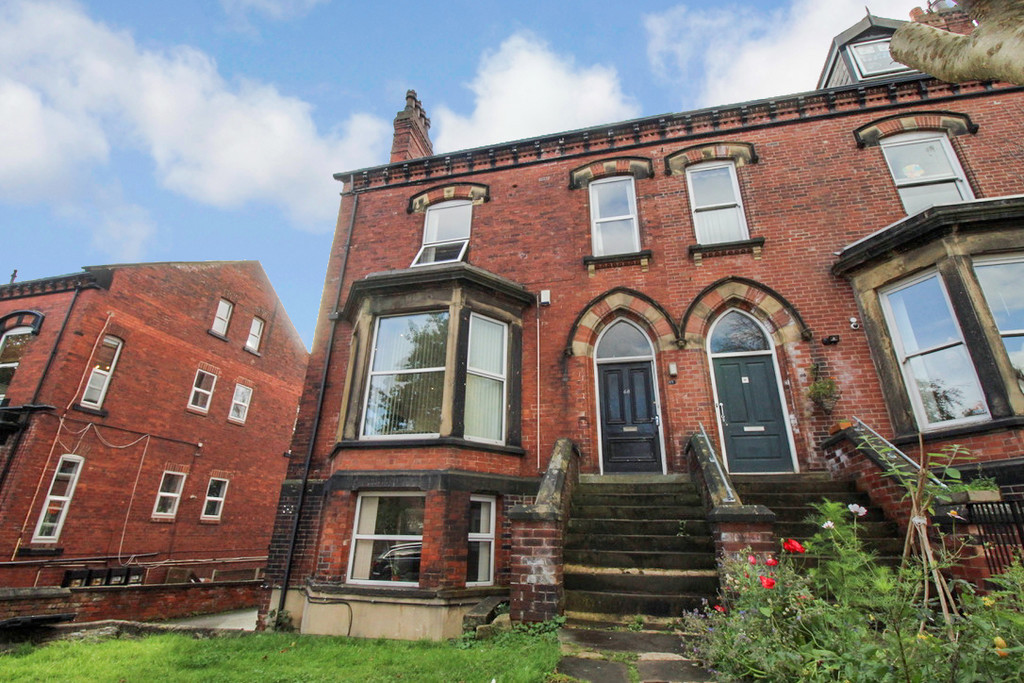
[653,414,660,427]
[717,402,728,426]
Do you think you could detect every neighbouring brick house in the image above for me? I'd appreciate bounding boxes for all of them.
[0,261,307,622]
[264,4,1024,639]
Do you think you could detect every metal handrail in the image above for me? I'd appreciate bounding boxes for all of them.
[851,416,948,489]
[698,422,737,504]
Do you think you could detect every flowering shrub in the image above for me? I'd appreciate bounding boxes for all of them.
[681,500,1024,681]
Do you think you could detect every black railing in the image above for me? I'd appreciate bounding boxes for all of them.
[966,500,1024,576]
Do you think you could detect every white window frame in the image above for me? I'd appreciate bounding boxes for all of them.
[31,455,84,542]
[464,314,508,445]
[188,369,217,413]
[685,160,749,244]
[80,336,123,409]
[880,131,973,215]
[0,325,33,401]
[589,176,640,256]
[152,470,187,518]
[850,38,910,79]
[211,299,233,336]
[361,312,449,440]
[347,492,425,586]
[466,495,496,586]
[880,269,989,429]
[229,383,253,424]
[412,200,472,267]
[245,317,265,352]
[201,477,229,521]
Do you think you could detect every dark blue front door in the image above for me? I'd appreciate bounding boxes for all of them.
[599,362,661,473]
[713,354,792,473]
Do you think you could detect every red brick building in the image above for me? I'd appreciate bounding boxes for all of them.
[0,261,307,606]
[265,5,1024,638]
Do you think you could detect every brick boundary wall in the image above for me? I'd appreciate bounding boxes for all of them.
[1,581,263,626]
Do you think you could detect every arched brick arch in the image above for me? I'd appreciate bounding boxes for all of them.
[565,288,679,357]
[680,277,811,349]
[853,110,978,148]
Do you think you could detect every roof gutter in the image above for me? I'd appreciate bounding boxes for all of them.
[276,179,359,621]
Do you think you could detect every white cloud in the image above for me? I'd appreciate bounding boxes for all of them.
[220,0,328,21]
[433,33,641,153]
[644,1,920,108]
[95,203,156,262]
[0,0,387,255]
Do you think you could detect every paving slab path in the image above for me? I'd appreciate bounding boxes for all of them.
[556,627,714,682]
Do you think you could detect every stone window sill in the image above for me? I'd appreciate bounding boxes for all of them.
[583,250,652,276]
[72,403,108,418]
[688,237,765,265]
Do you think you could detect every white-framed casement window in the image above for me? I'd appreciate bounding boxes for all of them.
[32,455,84,542]
[152,470,187,518]
[80,336,123,409]
[245,317,265,352]
[466,495,495,586]
[880,132,973,215]
[686,161,749,244]
[188,369,217,412]
[880,270,989,429]
[413,200,472,266]
[0,326,33,401]
[589,176,640,256]
[362,312,449,438]
[201,478,229,521]
[465,314,507,444]
[850,38,910,79]
[974,256,1024,390]
[229,383,253,424]
[348,492,425,585]
[211,299,233,336]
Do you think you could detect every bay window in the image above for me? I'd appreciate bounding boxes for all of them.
[465,315,507,443]
[881,271,988,428]
[974,256,1024,390]
[348,493,424,585]
[466,496,495,585]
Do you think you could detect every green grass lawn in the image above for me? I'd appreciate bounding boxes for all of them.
[1,630,562,682]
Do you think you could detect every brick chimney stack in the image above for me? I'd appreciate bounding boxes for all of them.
[389,90,433,164]
[909,2,975,35]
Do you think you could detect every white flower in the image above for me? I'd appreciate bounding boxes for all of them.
[822,520,835,529]
[848,503,868,517]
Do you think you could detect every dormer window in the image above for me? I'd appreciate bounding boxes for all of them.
[412,200,472,266]
[849,38,909,79]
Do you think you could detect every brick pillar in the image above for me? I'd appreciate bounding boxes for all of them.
[508,518,564,622]
[709,506,776,558]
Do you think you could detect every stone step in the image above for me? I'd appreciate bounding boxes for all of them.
[766,505,888,522]
[570,504,707,521]
[734,490,873,507]
[572,492,703,507]
[564,549,717,570]
[565,569,720,595]
[568,518,706,536]
[732,476,858,496]
[564,589,709,617]
[565,533,714,553]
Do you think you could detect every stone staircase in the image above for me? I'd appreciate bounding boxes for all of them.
[563,474,719,624]
[732,473,903,563]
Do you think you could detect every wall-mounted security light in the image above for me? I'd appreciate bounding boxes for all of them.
[539,290,551,306]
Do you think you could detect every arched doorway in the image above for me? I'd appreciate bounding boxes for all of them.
[594,319,664,474]
[707,310,797,473]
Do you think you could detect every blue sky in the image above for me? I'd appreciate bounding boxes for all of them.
[1,0,921,348]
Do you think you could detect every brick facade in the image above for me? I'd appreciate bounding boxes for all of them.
[266,9,1024,636]
[0,262,307,619]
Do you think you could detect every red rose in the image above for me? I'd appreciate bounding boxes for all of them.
[759,575,776,589]
[748,554,757,565]
[782,538,805,554]
[765,557,778,567]
[713,604,727,613]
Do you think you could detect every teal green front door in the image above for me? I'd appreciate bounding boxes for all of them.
[712,354,793,473]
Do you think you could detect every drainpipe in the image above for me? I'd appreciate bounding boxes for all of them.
[0,283,94,500]
[276,179,359,620]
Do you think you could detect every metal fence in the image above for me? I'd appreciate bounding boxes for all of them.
[967,500,1024,576]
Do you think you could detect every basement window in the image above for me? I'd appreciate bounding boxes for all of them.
[348,493,424,585]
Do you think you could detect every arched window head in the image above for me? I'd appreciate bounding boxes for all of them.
[597,320,653,359]
[709,311,769,354]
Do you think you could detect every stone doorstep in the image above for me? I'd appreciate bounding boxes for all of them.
[563,565,718,577]
[557,628,714,683]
